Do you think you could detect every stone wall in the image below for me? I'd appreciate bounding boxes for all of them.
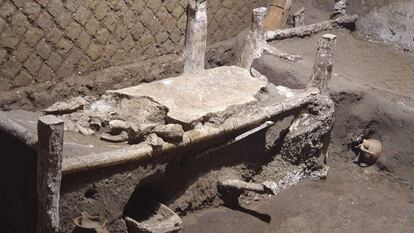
[0,0,267,91]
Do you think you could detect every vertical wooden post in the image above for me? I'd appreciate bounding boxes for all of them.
[294,7,305,27]
[240,7,267,69]
[184,0,207,74]
[331,0,347,18]
[37,115,64,233]
[307,34,337,93]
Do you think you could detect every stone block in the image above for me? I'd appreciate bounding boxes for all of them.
[24,27,44,46]
[94,2,108,20]
[14,42,31,62]
[2,56,21,78]
[65,21,82,41]
[24,54,42,75]
[14,69,33,87]
[11,12,29,35]
[45,52,62,71]
[36,64,54,83]
[74,5,91,26]
[36,40,52,60]
[36,11,55,32]
[56,38,74,55]
[85,16,100,35]
[95,28,109,44]
[22,2,41,21]
[86,43,102,61]
[76,30,91,51]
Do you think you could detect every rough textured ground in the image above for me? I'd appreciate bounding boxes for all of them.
[181,5,414,233]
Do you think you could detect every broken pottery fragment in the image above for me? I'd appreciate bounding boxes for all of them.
[125,203,183,233]
[152,124,184,142]
[100,131,129,143]
[74,212,109,233]
[43,96,95,115]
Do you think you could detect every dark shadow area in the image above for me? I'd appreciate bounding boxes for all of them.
[0,131,37,233]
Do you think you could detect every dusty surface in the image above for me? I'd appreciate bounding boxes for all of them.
[111,66,267,126]
[181,5,414,233]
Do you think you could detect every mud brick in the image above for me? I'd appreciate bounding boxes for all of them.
[85,16,100,35]
[2,56,21,78]
[115,24,128,40]
[95,28,109,44]
[24,54,42,75]
[131,0,145,14]
[66,47,83,65]
[11,12,29,35]
[84,0,98,10]
[140,9,154,28]
[11,0,26,8]
[56,60,74,78]
[106,0,120,10]
[156,6,169,24]
[65,0,81,12]
[0,1,15,19]
[164,0,179,13]
[47,0,65,18]
[0,17,5,31]
[36,63,54,83]
[103,14,117,32]
[65,21,82,41]
[14,42,32,62]
[147,0,162,12]
[155,31,169,44]
[56,38,74,55]
[0,78,12,91]
[122,10,136,29]
[14,69,33,87]
[45,52,62,70]
[77,30,91,50]
[139,30,154,48]
[77,55,92,74]
[46,28,63,47]
[0,28,19,49]
[22,1,41,21]
[94,1,108,21]
[36,40,52,60]
[120,34,134,52]
[172,5,185,18]
[36,11,55,32]
[131,22,145,41]
[104,37,118,57]
[34,0,49,7]
[55,10,72,28]
[74,6,91,26]
[177,14,187,32]
[86,43,102,61]
[148,18,162,35]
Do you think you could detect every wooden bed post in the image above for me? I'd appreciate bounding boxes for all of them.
[240,7,267,69]
[307,34,337,93]
[36,115,64,233]
[184,0,208,74]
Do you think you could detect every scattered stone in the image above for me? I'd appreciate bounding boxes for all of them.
[253,195,260,201]
[263,181,279,195]
[145,133,165,149]
[152,124,184,142]
[43,96,95,115]
[109,119,129,134]
[78,125,95,136]
[100,131,128,143]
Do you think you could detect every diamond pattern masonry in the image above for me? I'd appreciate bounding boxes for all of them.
[0,0,267,90]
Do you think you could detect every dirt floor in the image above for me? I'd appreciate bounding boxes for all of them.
[180,11,414,233]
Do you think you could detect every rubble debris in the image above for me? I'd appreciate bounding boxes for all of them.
[152,124,184,142]
[265,14,358,41]
[42,96,95,115]
[294,7,305,27]
[125,203,183,233]
[184,0,208,73]
[73,212,109,233]
[100,131,129,143]
[145,133,165,149]
[109,120,130,134]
